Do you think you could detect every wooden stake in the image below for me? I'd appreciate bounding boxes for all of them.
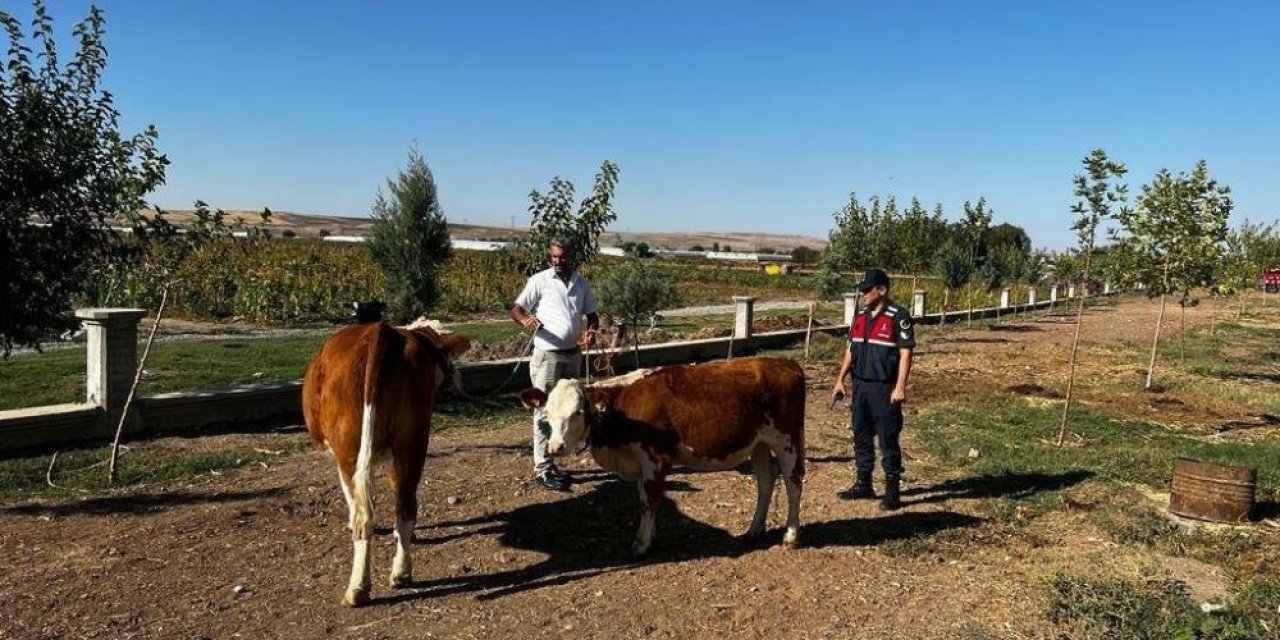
[109,284,169,486]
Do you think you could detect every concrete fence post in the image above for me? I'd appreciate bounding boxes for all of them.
[843,293,860,325]
[1104,281,1112,295]
[912,290,926,318]
[1000,288,1011,309]
[732,296,756,341]
[75,308,147,434]
[1050,284,1060,303]
[1067,283,1077,299]
[1028,287,1038,306]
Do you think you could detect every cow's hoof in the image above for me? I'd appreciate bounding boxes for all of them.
[389,572,412,588]
[343,588,370,608]
[630,541,651,556]
[741,526,765,539]
[782,529,800,549]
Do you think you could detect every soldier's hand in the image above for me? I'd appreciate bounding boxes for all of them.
[891,386,906,404]
[521,316,541,332]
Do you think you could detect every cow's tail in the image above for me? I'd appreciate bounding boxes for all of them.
[351,325,386,537]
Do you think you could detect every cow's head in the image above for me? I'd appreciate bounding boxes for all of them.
[404,318,471,389]
[520,379,598,456]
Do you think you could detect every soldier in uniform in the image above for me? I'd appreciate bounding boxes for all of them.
[831,268,916,510]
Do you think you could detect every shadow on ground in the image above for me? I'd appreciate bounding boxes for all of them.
[0,487,286,517]
[901,470,1094,506]
[389,477,983,605]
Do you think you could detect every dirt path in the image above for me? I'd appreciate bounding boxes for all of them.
[0,296,1244,639]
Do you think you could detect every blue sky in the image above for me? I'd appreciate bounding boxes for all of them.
[27,0,1280,248]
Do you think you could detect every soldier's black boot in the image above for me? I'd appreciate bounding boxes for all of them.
[880,475,902,511]
[837,471,876,500]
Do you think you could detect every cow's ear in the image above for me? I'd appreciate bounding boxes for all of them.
[584,388,610,415]
[519,387,547,409]
[441,334,471,358]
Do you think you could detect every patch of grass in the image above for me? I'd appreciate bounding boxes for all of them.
[1234,576,1280,631]
[447,320,525,345]
[0,346,86,410]
[916,397,1280,581]
[1045,572,1267,639]
[914,397,1280,501]
[1109,320,1280,417]
[1087,489,1279,582]
[0,437,310,501]
[0,335,328,410]
[0,323,530,411]
[433,395,528,433]
[948,622,996,640]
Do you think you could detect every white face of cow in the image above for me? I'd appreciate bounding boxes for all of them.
[545,379,589,456]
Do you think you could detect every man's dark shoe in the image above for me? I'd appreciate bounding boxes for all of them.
[837,472,876,500]
[535,469,571,492]
[880,475,902,511]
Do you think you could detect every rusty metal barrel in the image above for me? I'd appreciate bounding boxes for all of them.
[1169,458,1256,523]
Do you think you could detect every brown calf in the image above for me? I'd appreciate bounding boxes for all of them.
[303,319,469,606]
[520,357,806,554]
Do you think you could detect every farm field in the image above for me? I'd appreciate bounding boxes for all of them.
[2,295,1278,639]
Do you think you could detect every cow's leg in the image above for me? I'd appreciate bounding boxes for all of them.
[388,444,425,588]
[745,443,776,537]
[338,468,355,531]
[344,406,377,607]
[632,457,665,556]
[777,440,804,548]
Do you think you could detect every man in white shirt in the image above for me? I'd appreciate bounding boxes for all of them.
[510,238,599,491]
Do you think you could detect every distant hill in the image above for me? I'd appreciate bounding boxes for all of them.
[138,209,828,251]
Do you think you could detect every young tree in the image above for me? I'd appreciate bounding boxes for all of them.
[960,197,994,268]
[1058,149,1128,445]
[935,240,974,327]
[595,259,680,366]
[790,246,821,264]
[1,1,169,355]
[1021,250,1048,319]
[517,160,620,273]
[981,244,1023,322]
[826,193,872,270]
[899,198,937,275]
[1219,221,1280,318]
[365,146,453,322]
[1115,161,1232,390]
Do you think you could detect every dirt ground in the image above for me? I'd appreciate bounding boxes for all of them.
[0,297,1258,639]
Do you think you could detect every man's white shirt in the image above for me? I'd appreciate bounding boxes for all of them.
[514,268,598,351]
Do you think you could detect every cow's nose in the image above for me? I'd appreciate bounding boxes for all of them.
[548,441,563,456]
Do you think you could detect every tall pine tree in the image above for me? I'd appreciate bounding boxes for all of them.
[366,146,452,322]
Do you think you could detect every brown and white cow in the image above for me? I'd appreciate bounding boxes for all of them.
[303,318,470,606]
[520,356,806,554]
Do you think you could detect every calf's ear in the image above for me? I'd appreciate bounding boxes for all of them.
[519,387,547,409]
[442,334,471,358]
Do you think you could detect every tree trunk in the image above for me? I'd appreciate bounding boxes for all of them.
[1057,251,1095,446]
[109,284,169,486]
[1179,301,1187,363]
[1145,292,1167,391]
[803,301,816,360]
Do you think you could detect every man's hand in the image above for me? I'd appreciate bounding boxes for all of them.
[520,316,541,332]
[890,385,906,404]
[831,381,847,403]
[581,328,598,347]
